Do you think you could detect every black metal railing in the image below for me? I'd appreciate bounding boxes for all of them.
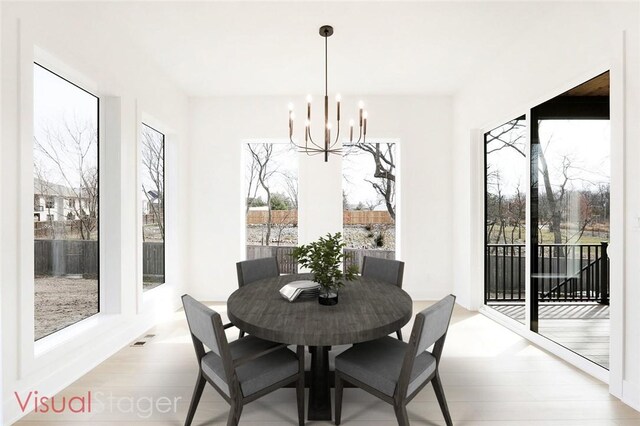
[485,242,609,304]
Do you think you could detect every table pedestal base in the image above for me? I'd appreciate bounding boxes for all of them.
[308,346,331,420]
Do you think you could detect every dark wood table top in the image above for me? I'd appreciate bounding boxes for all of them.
[227,274,413,346]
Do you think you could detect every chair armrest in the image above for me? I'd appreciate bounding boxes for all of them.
[233,343,288,367]
[223,322,235,330]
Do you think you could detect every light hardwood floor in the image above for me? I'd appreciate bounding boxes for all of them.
[16,302,639,425]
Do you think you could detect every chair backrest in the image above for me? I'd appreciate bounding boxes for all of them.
[236,257,280,288]
[397,294,456,397]
[361,256,405,288]
[412,294,456,356]
[182,294,227,359]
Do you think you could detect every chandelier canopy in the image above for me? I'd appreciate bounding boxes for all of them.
[288,25,368,162]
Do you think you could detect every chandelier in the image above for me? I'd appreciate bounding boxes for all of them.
[288,25,368,162]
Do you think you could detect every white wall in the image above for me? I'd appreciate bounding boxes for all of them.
[451,0,639,410]
[0,3,4,422]
[187,95,453,301]
[1,3,189,423]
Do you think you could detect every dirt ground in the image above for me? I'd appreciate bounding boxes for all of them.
[34,276,98,340]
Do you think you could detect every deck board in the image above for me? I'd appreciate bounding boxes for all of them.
[488,303,610,369]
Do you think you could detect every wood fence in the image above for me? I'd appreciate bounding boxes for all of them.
[246,210,393,225]
[246,245,395,274]
[34,239,164,279]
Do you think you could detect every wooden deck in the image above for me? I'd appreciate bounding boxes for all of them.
[488,303,610,369]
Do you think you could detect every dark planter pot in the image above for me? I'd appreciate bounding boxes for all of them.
[318,291,338,306]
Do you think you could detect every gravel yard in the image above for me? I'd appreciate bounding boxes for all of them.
[34,276,98,340]
[246,224,395,250]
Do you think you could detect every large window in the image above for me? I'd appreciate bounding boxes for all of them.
[33,63,99,340]
[342,142,397,271]
[244,143,298,272]
[141,123,165,290]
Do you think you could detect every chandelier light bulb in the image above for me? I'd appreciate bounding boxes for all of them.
[358,100,364,109]
[335,94,342,102]
[288,103,294,111]
[306,95,313,103]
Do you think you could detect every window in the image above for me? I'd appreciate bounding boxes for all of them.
[342,142,397,271]
[484,116,527,324]
[45,196,55,209]
[244,143,298,271]
[141,123,165,290]
[33,63,99,340]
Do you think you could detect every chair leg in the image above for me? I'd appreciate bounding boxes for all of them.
[393,402,409,426]
[227,399,243,426]
[185,372,206,426]
[396,329,403,341]
[296,345,305,426]
[239,330,245,339]
[432,371,453,426]
[335,373,344,425]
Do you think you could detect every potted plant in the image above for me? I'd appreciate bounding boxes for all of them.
[291,232,359,305]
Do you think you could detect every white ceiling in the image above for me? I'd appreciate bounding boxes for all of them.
[32,1,557,96]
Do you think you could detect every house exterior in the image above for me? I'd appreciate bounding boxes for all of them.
[33,178,90,222]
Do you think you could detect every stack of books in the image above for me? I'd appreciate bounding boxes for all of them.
[279,280,321,302]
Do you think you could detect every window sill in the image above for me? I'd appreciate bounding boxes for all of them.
[34,312,120,359]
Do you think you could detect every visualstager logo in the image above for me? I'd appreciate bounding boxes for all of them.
[15,390,182,419]
[15,391,92,414]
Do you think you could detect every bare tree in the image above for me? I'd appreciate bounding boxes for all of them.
[281,171,299,210]
[248,144,275,245]
[364,198,382,211]
[487,119,608,245]
[34,118,98,240]
[245,153,260,214]
[141,126,165,240]
[347,142,396,220]
[272,209,297,246]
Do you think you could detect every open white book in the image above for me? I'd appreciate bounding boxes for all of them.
[279,280,320,302]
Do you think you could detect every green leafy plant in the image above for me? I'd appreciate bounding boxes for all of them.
[291,232,358,296]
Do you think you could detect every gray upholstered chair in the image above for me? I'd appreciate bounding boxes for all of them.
[182,295,304,426]
[361,256,405,340]
[236,257,280,337]
[334,295,456,426]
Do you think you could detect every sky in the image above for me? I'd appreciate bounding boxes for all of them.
[486,119,610,197]
[33,63,99,189]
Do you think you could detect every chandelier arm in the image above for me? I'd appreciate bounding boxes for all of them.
[306,126,324,150]
[289,136,310,150]
[329,126,341,149]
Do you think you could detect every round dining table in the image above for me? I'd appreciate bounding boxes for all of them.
[227,273,412,421]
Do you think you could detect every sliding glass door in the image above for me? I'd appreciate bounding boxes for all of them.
[484,72,610,369]
[530,72,610,368]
